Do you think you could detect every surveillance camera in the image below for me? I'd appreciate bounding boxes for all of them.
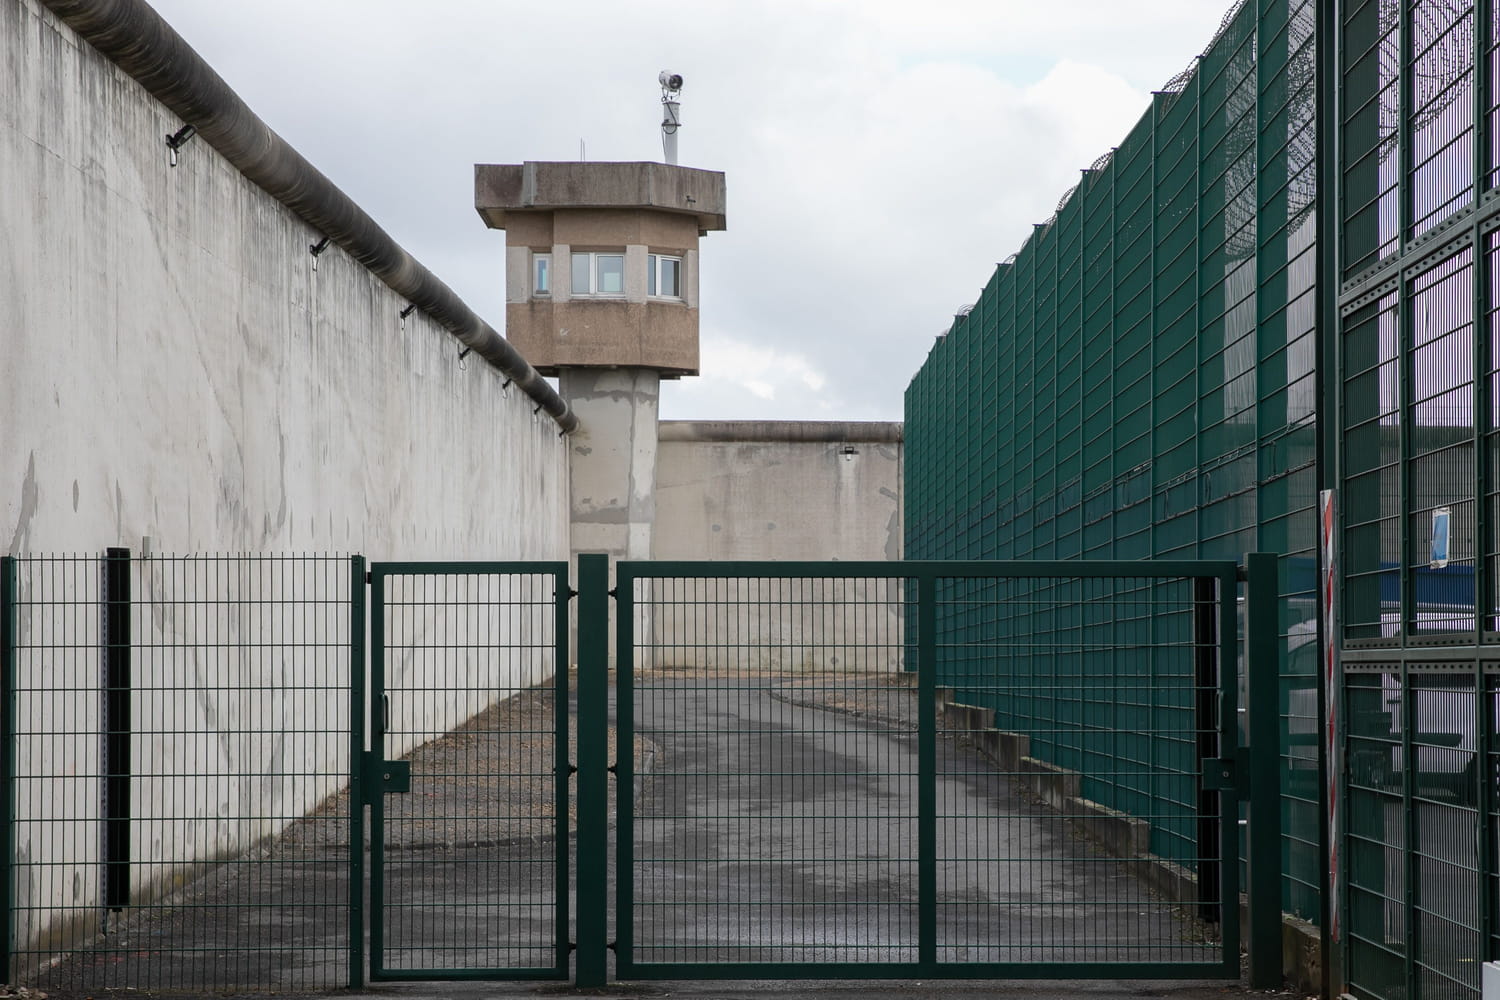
[658,71,683,91]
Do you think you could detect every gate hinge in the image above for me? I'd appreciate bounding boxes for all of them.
[608,940,618,952]
[568,588,578,600]
[565,763,578,776]
[1203,750,1250,795]
[568,941,577,953]
[366,571,373,584]
[608,588,618,598]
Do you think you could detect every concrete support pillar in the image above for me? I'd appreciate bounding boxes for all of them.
[562,367,661,565]
[561,367,660,666]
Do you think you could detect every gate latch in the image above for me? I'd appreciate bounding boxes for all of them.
[1203,751,1249,795]
[379,760,412,794]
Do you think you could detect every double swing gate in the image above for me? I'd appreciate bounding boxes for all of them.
[2,553,1282,992]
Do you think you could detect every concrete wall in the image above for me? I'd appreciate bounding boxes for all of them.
[649,421,903,670]
[654,422,903,562]
[2,0,568,561]
[2,0,568,960]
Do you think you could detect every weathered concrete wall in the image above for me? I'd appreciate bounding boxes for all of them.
[1,0,567,961]
[1,0,568,560]
[650,421,903,670]
[654,421,903,562]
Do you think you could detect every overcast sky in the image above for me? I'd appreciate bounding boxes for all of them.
[144,0,1232,422]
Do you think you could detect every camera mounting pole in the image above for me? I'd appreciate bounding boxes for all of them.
[659,70,683,165]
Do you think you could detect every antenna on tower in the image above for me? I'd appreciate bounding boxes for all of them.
[659,71,683,165]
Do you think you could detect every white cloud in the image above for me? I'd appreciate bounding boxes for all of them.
[664,332,833,417]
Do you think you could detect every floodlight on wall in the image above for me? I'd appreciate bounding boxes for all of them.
[659,70,683,165]
[308,236,331,271]
[165,123,196,167]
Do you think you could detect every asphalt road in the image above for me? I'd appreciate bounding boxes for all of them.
[624,676,1218,968]
[346,673,1287,998]
[31,673,1283,999]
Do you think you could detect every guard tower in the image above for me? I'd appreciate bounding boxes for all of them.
[474,159,728,566]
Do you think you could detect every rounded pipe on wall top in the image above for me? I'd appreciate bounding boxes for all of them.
[40,0,577,433]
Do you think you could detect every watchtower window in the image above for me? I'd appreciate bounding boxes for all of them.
[648,254,681,298]
[533,253,551,296]
[571,252,625,296]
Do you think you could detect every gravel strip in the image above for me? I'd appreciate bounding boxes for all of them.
[768,671,922,730]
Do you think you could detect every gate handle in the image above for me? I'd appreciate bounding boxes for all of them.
[382,694,390,734]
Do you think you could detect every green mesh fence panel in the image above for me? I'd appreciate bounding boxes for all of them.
[903,0,1330,950]
[1333,0,1491,995]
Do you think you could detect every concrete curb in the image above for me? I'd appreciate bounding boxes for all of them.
[936,694,1322,994]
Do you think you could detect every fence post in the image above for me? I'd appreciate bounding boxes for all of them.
[1245,552,1283,988]
[575,553,609,987]
[1193,576,1222,924]
[553,564,574,977]
[1,556,16,983]
[347,555,367,989]
[917,572,936,970]
[103,548,131,912]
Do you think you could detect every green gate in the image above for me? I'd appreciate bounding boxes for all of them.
[590,556,1282,983]
[2,553,1282,992]
[367,562,571,982]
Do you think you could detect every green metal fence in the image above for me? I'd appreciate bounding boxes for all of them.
[0,553,572,995]
[602,557,1278,982]
[2,553,364,994]
[1335,1,1496,996]
[905,0,1320,939]
[905,0,1500,996]
[5,551,1286,991]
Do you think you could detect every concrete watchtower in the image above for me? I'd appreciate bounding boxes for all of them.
[474,160,728,565]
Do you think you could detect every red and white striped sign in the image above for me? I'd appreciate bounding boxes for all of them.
[1321,488,1341,942]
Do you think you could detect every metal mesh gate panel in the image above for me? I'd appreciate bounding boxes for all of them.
[368,562,569,981]
[4,553,362,995]
[612,561,1242,980]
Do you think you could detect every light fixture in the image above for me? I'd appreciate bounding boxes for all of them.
[165,123,196,167]
[308,237,331,271]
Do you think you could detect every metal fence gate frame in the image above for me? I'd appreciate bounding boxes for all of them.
[3,552,1283,992]
[366,561,572,983]
[587,554,1284,985]
[1,553,371,995]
